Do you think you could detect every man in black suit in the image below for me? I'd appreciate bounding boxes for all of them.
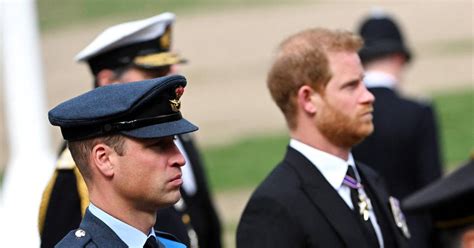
[352,12,443,247]
[39,13,222,248]
[237,28,410,247]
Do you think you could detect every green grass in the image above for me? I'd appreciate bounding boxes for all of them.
[202,134,289,191]
[203,88,474,191]
[37,0,304,31]
[434,88,474,169]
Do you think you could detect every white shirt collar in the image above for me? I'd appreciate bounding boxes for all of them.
[363,70,397,89]
[289,139,356,190]
[89,203,156,248]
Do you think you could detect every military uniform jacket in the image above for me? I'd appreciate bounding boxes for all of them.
[55,209,184,248]
[236,147,410,248]
[39,134,222,248]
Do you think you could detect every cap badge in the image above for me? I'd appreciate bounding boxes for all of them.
[389,196,411,239]
[169,86,184,112]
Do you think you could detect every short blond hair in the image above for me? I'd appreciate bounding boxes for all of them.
[267,28,363,129]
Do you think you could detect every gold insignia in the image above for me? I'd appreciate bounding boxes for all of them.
[133,52,182,67]
[169,86,184,112]
[182,214,191,224]
[170,99,181,112]
[389,196,411,238]
[160,26,171,50]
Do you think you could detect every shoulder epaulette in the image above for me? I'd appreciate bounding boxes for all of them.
[55,228,93,248]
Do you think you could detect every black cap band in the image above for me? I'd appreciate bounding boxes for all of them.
[62,112,182,141]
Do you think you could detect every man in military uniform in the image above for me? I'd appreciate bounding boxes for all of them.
[403,154,474,248]
[237,28,410,248]
[50,75,195,247]
[39,13,221,248]
[352,11,443,247]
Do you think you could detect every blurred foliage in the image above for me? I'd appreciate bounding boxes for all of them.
[203,88,473,191]
[37,0,303,31]
[434,87,474,169]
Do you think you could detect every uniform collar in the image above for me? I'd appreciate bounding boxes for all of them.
[89,203,156,248]
[289,139,356,190]
[363,70,397,89]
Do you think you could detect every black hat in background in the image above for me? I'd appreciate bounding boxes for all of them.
[402,156,474,230]
[358,11,413,64]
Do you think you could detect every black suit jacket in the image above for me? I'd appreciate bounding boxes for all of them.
[352,87,442,247]
[40,134,222,248]
[237,147,410,248]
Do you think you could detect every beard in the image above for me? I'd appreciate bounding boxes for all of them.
[316,101,374,149]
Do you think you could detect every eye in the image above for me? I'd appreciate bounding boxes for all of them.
[149,137,175,151]
[342,80,359,90]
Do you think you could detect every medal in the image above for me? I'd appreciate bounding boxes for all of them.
[389,196,411,238]
[358,193,372,221]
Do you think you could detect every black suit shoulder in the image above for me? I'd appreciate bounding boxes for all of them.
[237,158,306,247]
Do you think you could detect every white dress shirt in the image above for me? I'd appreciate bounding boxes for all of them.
[363,70,397,90]
[89,203,156,248]
[290,139,384,248]
[175,137,197,196]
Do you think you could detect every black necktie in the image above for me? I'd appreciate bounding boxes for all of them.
[345,166,380,247]
[144,235,159,248]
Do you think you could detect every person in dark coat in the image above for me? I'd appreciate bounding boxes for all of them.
[237,27,411,248]
[51,75,195,247]
[38,13,221,248]
[352,11,443,248]
[403,154,474,248]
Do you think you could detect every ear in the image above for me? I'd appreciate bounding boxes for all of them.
[297,85,319,114]
[96,69,117,87]
[91,143,115,178]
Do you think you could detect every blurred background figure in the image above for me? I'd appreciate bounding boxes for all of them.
[403,154,474,248]
[38,13,221,248]
[352,10,443,248]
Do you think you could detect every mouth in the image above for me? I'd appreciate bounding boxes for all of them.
[360,108,373,121]
[168,173,183,187]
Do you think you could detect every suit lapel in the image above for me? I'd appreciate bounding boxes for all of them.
[357,163,408,248]
[284,147,369,247]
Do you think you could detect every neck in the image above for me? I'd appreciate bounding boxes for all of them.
[89,189,156,234]
[364,56,405,83]
[290,125,350,161]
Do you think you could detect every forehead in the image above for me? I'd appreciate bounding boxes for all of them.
[326,51,363,85]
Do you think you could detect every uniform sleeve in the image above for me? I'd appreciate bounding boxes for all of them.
[236,196,303,248]
[414,105,443,189]
[39,169,84,248]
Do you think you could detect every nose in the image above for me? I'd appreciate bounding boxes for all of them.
[170,143,186,167]
[360,84,375,104]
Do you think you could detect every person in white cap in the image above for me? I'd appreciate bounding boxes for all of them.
[38,13,222,248]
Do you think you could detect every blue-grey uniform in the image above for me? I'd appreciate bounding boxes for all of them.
[49,75,198,248]
[56,205,185,248]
